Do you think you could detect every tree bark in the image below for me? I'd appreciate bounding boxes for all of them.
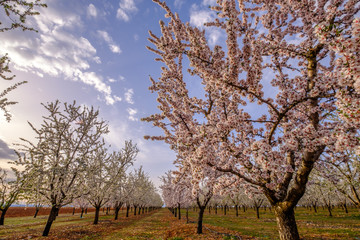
[93,206,100,225]
[115,206,120,220]
[256,206,260,219]
[178,203,181,220]
[42,206,60,236]
[186,208,189,223]
[0,209,8,225]
[80,208,84,218]
[274,205,300,240]
[327,206,333,217]
[72,207,75,215]
[235,205,239,217]
[34,208,40,218]
[197,206,205,234]
[126,206,130,217]
[134,206,137,216]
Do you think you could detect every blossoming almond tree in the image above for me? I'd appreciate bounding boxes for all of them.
[0,167,27,225]
[144,1,360,239]
[84,140,138,224]
[315,18,360,126]
[16,100,108,236]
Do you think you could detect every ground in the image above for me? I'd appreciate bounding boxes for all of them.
[0,206,359,239]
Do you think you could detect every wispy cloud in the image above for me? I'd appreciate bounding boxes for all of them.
[190,4,222,46]
[125,88,134,104]
[97,30,121,54]
[174,0,185,9]
[127,107,138,121]
[116,0,138,22]
[202,0,217,6]
[0,1,120,105]
[87,4,97,18]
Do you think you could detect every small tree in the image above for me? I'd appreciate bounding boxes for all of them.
[84,140,138,224]
[17,100,108,236]
[0,167,27,225]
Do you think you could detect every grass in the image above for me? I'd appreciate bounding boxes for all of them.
[1,207,359,239]
[183,206,360,239]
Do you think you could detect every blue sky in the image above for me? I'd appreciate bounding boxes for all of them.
[0,0,221,187]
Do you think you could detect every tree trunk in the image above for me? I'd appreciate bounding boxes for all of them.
[174,207,177,218]
[138,207,141,215]
[72,207,75,215]
[178,203,181,220]
[42,206,60,236]
[85,208,88,214]
[215,205,217,214]
[126,206,130,217]
[94,206,100,225]
[80,208,84,218]
[0,209,8,225]
[134,206,137,216]
[313,204,317,213]
[327,205,333,217]
[274,205,300,240]
[343,203,348,213]
[186,208,189,223]
[115,206,120,220]
[197,206,205,234]
[142,207,145,214]
[34,208,40,218]
[256,206,260,219]
[235,205,239,217]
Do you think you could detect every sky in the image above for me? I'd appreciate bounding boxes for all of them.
[0,0,221,188]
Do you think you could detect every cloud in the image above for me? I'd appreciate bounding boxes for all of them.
[174,0,185,9]
[127,108,138,121]
[0,139,16,160]
[87,4,97,18]
[125,88,134,104]
[97,30,122,54]
[116,0,138,22]
[190,8,215,28]
[190,4,222,46]
[202,0,217,6]
[0,1,119,105]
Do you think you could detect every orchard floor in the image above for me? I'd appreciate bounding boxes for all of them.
[0,207,359,239]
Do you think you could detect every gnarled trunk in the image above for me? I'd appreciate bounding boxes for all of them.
[274,205,299,240]
[43,206,60,236]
